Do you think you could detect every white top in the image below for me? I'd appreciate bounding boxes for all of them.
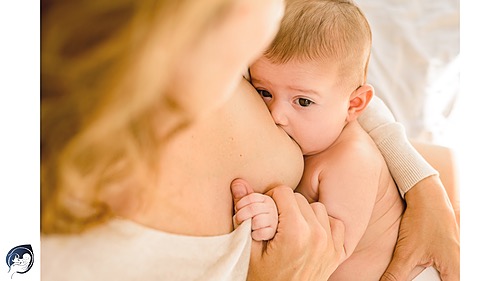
[41,219,252,281]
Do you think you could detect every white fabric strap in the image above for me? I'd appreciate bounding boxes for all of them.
[359,96,438,197]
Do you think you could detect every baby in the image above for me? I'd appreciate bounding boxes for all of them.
[234,0,435,280]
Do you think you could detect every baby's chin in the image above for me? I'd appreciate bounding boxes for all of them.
[300,142,329,157]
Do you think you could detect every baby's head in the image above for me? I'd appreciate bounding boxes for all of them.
[266,0,371,88]
[249,0,373,155]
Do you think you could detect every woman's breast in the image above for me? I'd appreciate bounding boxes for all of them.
[221,79,305,193]
[156,78,304,236]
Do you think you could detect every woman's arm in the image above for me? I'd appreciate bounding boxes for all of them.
[382,175,460,281]
[358,96,438,196]
[358,96,460,280]
[412,142,460,225]
[359,95,460,223]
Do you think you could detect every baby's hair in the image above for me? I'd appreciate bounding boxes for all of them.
[265,0,372,87]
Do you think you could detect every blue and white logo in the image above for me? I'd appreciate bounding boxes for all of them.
[6,244,33,279]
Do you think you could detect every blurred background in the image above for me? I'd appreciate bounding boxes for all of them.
[357,0,460,145]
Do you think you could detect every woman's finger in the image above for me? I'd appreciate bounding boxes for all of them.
[231,178,255,208]
[267,185,301,220]
[380,248,415,281]
[293,192,318,222]
[310,202,331,234]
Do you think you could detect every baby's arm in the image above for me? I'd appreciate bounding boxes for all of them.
[309,142,381,261]
[358,96,438,196]
[233,192,278,241]
[359,96,459,281]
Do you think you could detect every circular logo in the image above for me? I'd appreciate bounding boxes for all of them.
[6,244,33,278]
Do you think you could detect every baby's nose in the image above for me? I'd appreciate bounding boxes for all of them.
[269,102,288,126]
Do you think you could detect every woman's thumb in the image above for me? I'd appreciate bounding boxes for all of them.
[230,178,254,207]
[380,249,414,281]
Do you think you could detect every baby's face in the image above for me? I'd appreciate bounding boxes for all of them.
[249,57,353,156]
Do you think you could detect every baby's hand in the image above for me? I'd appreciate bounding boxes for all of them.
[233,192,278,241]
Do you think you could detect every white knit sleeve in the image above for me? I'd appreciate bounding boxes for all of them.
[358,96,438,197]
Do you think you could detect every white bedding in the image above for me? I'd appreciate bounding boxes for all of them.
[356,0,460,143]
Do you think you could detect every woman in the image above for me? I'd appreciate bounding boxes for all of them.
[41,0,459,280]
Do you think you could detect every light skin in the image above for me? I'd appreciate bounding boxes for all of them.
[107,0,291,236]
[42,0,343,280]
[235,57,372,241]
[383,174,460,281]
[234,174,460,281]
[42,0,459,279]
[235,55,460,280]
[167,0,287,118]
[232,180,346,281]
[237,56,426,279]
[236,56,376,238]
[113,0,345,280]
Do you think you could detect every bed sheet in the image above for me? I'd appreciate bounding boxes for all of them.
[356,0,460,143]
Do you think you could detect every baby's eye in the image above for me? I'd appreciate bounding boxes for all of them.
[257,89,272,98]
[296,98,313,107]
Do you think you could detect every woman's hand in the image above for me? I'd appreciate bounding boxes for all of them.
[231,179,345,281]
[381,175,460,281]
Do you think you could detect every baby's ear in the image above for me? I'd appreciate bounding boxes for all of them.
[347,84,374,122]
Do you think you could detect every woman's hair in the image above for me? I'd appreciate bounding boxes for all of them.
[265,0,372,86]
[41,0,231,234]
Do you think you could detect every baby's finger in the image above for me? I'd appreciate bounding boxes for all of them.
[235,193,268,211]
[251,213,277,230]
[234,202,271,225]
[252,227,277,241]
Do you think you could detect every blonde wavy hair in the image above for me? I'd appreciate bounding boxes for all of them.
[41,0,232,234]
[265,0,372,87]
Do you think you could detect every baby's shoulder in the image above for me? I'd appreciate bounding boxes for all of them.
[335,123,381,159]
[307,122,383,172]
